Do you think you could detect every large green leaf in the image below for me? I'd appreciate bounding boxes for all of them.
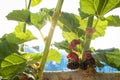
[0,53,27,79]
[94,48,120,70]
[106,15,120,27]
[80,0,120,17]
[30,8,49,30]
[106,49,120,70]
[58,12,84,42]
[47,49,61,63]
[31,0,42,7]
[97,0,120,17]
[80,0,99,15]
[92,20,108,39]
[5,23,36,44]
[6,9,30,23]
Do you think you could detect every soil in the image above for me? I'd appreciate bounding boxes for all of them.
[43,68,120,80]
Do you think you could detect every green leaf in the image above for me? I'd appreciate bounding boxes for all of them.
[106,49,120,70]
[93,51,108,63]
[58,12,84,42]
[0,37,19,59]
[80,0,99,15]
[6,9,30,23]
[95,48,120,70]
[62,31,78,42]
[97,0,120,17]
[78,8,91,19]
[0,53,27,79]
[22,53,42,64]
[80,0,120,17]
[47,49,61,63]
[92,20,108,39]
[31,0,42,7]
[106,15,120,27]
[58,12,80,32]
[30,8,49,30]
[5,23,36,44]
[54,40,70,52]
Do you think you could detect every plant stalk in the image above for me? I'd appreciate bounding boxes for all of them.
[37,0,64,80]
[83,16,94,51]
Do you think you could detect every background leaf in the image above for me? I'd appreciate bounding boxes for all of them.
[6,10,30,23]
[106,15,120,27]
[30,8,49,30]
[5,23,36,44]
[31,0,42,7]
[47,49,61,63]
[94,48,120,70]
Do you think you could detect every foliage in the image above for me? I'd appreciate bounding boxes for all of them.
[106,15,120,26]
[94,48,120,70]
[0,0,120,79]
[47,48,61,63]
[31,0,42,7]
[6,9,30,23]
[0,53,27,79]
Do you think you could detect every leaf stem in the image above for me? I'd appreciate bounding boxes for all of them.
[37,0,64,80]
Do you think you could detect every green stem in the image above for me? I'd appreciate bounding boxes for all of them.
[20,0,31,51]
[37,0,64,80]
[23,0,31,33]
[27,0,31,10]
[93,18,99,29]
[23,23,26,33]
[83,16,94,51]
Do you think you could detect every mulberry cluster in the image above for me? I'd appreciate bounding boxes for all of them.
[66,39,95,70]
[79,51,95,70]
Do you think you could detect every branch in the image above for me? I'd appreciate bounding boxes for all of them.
[37,0,64,80]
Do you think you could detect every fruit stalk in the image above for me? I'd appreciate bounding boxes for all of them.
[37,0,64,80]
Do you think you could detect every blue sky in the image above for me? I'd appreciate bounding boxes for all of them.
[0,0,120,49]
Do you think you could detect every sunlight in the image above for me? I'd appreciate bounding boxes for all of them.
[25,21,64,47]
